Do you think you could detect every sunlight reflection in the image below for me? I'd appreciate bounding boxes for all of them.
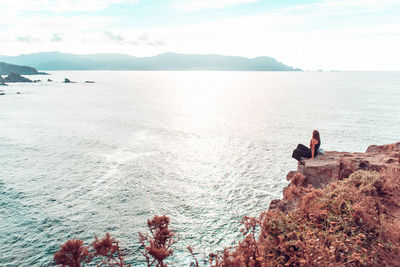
[172,72,238,134]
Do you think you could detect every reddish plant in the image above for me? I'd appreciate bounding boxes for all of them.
[54,234,128,267]
[91,233,128,266]
[187,246,199,267]
[139,215,178,267]
[54,239,90,267]
[210,170,400,266]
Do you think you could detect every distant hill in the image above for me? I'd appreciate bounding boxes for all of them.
[0,52,301,71]
[0,62,46,75]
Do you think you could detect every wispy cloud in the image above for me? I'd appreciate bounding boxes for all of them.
[104,31,125,42]
[17,36,41,43]
[51,33,62,42]
[170,0,259,12]
[137,33,166,46]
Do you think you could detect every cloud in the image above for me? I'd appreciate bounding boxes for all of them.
[101,31,165,46]
[17,36,41,43]
[51,33,62,42]
[170,0,259,12]
[149,39,166,46]
[137,33,166,46]
[104,31,124,42]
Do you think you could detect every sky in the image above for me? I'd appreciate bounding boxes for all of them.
[0,0,400,70]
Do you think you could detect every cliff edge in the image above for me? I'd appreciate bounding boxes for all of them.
[270,142,400,211]
[297,142,400,188]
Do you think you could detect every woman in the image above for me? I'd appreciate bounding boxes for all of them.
[292,130,321,164]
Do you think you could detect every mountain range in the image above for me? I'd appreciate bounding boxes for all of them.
[0,51,301,71]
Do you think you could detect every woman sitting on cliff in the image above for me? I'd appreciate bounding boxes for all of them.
[292,130,321,165]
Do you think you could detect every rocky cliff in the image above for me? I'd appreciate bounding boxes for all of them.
[270,142,400,211]
[220,142,400,266]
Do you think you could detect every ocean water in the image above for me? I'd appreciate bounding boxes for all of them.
[0,71,399,266]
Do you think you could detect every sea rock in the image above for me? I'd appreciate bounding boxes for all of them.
[64,78,72,83]
[4,72,33,83]
[0,75,6,86]
[85,81,95,83]
[48,79,53,82]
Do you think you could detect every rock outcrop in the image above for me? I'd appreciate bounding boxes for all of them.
[4,72,33,83]
[271,142,400,211]
[296,145,400,188]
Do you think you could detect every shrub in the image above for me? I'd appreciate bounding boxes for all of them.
[211,170,400,266]
[139,215,178,267]
[54,234,128,267]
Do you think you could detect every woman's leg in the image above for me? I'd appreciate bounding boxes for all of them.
[292,148,312,161]
[296,144,309,152]
[292,149,304,161]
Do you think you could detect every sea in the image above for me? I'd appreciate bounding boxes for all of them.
[0,71,399,266]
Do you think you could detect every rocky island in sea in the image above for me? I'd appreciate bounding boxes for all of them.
[3,72,33,83]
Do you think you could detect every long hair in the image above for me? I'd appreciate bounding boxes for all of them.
[312,130,320,141]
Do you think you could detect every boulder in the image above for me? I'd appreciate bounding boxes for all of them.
[0,75,7,86]
[366,142,400,153]
[4,72,32,83]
